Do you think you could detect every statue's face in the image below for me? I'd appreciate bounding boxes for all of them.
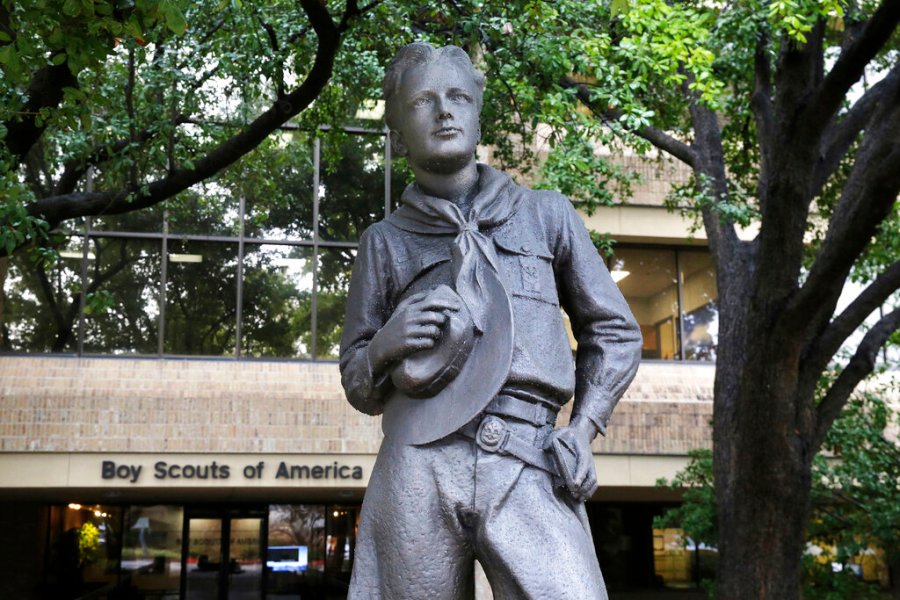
[392,59,481,175]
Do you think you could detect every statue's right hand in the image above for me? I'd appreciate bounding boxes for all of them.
[368,289,461,373]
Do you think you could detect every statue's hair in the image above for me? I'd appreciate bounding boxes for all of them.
[383,42,485,130]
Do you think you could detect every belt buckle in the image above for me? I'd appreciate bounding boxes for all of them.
[476,415,507,452]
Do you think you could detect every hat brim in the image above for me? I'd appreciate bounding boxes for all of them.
[381,269,514,446]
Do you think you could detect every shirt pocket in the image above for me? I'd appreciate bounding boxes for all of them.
[492,228,559,307]
[393,240,452,298]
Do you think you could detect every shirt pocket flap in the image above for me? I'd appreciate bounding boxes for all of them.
[491,227,558,306]
[394,241,451,294]
[492,226,553,259]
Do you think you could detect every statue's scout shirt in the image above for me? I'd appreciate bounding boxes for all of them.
[340,164,641,436]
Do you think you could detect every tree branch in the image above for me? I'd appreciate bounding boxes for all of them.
[34,262,66,340]
[801,260,900,390]
[561,77,698,168]
[786,81,900,332]
[751,27,774,168]
[689,101,743,266]
[126,46,138,188]
[23,144,50,198]
[23,0,342,229]
[772,19,824,135]
[813,62,900,194]
[53,118,190,196]
[4,63,78,163]
[813,307,900,449]
[258,17,286,98]
[338,0,387,32]
[806,0,900,134]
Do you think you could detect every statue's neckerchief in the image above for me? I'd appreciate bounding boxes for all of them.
[387,164,523,333]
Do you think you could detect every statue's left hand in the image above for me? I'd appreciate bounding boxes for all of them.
[545,415,599,502]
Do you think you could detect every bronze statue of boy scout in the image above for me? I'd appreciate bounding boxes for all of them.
[339,42,642,599]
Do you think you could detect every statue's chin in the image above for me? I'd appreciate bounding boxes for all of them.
[419,151,476,175]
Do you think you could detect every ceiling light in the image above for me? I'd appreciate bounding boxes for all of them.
[169,253,203,263]
[59,251,96,260]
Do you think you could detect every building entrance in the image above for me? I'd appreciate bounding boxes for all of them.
[182,509,266,600]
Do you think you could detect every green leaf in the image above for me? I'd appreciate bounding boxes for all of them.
[0,43,13,65]
[161,1,188,35]
[63,0,81,16]
[51,53,68,66]
[611,0,629,17]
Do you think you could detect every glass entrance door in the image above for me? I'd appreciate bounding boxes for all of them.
[183,513,265,600]
[227,518,264,599]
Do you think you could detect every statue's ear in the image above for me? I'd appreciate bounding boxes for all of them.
[390,130,408,157]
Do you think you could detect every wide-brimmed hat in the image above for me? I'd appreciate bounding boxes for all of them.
[390,285,475,398]
[381,272,514,445]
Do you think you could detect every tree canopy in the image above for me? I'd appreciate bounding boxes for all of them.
[1,0,402,249]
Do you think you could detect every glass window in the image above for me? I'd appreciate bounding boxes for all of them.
[241,244,313,359]
[325,506,359,588]
[122,505,183,597]
[229,517,264,596]
[244,137,315,241]
[679,251,719,361]
[167,188,241,237]
[92,204,164,233]
[0,237,84,353]
[82,238,162,355]
[45,503,122,599]
[315,247,356,359]
[267,505,326,596]
[318,133,387,242]
[652,527,717,589]
[164,240,238,356]
[653,528,694,588]
[185,517,223,598]
[611,248,680,360]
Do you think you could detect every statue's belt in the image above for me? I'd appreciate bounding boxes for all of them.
[458,395,560,477]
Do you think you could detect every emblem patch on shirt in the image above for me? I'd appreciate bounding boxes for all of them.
[519,255,541,293]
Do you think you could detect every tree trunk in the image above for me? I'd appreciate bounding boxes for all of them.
[716,404,810,600]
[714,379,814,598]
[712,260,815,599]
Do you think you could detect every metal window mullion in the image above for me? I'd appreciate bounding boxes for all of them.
[675,250,686,361]
[311,137,321,360]
[77,223,90,357]
[159,208,169,356]
[76,168,94,356]
[235,196,246,358]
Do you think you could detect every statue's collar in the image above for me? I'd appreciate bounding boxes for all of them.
[388,164,522,233]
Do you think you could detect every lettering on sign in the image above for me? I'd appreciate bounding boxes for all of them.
[275,461,364,480]
[99,459,365,484]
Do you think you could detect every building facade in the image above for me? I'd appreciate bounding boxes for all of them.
[0,128,719,599]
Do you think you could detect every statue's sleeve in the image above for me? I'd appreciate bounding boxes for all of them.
[552,196,642,434]
[339,226,393,415]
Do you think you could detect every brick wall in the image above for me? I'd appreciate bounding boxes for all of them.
[0,356,713,455]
